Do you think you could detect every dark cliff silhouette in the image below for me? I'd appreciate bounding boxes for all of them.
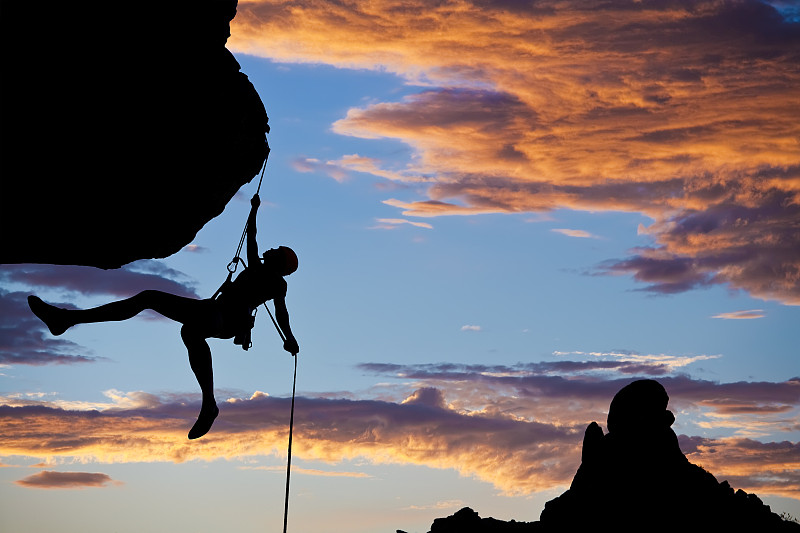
[404,380,799,533]
[1,0,269,268]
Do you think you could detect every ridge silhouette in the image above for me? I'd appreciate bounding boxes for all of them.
[404,379,799,532]
[28,195,299,440]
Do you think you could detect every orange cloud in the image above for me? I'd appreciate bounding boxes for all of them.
[1,370,798,499]
[0,391,582,495]
[228,0,800,304]
[683,438,800,500]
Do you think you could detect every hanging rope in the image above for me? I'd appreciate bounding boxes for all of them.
[262,300,297,533]
[221,145,299,531]
[283,352,298,533]
[229,146,271,274]
[235,147,298,531]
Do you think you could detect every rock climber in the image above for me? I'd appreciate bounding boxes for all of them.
[28,194,299,439]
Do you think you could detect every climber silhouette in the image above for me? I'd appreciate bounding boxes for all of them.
[27,194,299,439]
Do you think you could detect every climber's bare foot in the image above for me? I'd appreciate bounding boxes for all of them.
[188,404,219,440]
[28,296,72,336]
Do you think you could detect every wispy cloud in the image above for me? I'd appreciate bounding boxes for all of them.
[293,154,435,185]
[402,500,466,511]
[1,389,175,412]
[0,261,198,299]
[551,229,598,239]
[460,325,481,332]
[712,310,766,320]
[230,0,800,305]
[292,157,350,182]
[552,350,722,372]
[371,218,433,230]
[182,244,208,254]
[15,471,121,489]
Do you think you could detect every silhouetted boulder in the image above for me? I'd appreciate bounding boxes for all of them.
[539,379,799,531]
[413,380,799,532]
[1,0,269,268]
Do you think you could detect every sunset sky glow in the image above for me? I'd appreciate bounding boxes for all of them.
[2,1,799,532]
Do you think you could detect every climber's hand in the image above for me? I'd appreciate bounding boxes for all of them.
[283,336,299,356]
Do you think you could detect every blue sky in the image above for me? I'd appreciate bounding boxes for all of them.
[2,1,799,532]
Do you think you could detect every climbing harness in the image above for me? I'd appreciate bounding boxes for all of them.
[219,147,299,532]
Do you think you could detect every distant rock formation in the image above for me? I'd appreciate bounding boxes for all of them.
[406,506,539,532]
[540,379,798,531]
[411,380,799,533]
[1,0,269,268]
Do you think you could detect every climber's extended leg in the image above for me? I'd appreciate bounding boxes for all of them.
[182,324,219,440]
[29,291,201,335]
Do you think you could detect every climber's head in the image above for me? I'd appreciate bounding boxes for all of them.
[263,246,298,276]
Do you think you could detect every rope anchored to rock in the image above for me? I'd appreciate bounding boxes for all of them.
[223,148,299,533]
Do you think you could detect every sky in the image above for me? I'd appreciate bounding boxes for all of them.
[2,1,800,531]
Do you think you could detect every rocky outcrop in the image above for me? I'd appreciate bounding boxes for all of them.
[540,379,798,531]
[1,0,269,268]
[398,506,539,533]
[412,380,799,533]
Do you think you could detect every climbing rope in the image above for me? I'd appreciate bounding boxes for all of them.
[263,297,297,533]
[223,146,299,532]
[223,147,286,343]
[283,351,298,533]
[229,146,271,274]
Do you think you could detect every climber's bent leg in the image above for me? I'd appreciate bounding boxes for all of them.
[182,324,219,439]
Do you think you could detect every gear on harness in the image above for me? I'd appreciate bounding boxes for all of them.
[211,258,257,351]
[232,309,257,351]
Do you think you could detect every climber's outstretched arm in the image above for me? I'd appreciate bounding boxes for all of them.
[274,297,299,355]
[247,194,261,266]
